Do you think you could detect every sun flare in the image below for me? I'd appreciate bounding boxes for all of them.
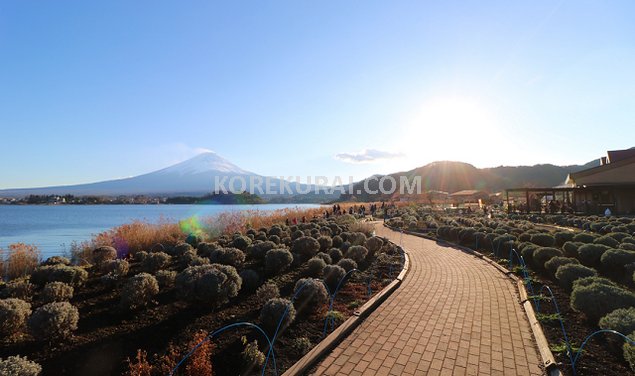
[403,96,502,166]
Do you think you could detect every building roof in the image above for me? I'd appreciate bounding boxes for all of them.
[567,149,635,186]
[450,190,486,196]
[607,149,635,164]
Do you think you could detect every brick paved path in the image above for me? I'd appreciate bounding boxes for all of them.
[312,225,543,376]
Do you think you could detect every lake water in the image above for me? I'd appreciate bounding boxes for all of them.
[0,204,321,257]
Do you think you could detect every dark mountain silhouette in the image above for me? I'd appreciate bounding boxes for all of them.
[339,159,601,202]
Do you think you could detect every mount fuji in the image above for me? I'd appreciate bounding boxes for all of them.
[0,152,324,199]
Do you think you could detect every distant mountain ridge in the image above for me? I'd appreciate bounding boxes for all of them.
[0,151,603,202]
[0,152,330,200]
[339,159,601,202]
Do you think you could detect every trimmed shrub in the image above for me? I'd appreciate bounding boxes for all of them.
[259,298,295,333]
[533,247,563,269]
[40,282,74,304]
[554,232,575,247]
[571,282,635,322]
[196,242,220,258]
[365,237,384,256]
[245,241,277,262]
[154,270,177,288]
[31,265,88,287]
[175,264,242,306]
[520,244,539,267]
[265,249,293,275]
[93,246,117,265]
[100,274,118,289]
[180,249,209,268]
[327,248,343,263]
[317,236,333,252]
[306,257,326,277]
[599,307,635,338]
[594,235,620,248]
[256,283,280,305]
[623,237,635,245]
[102,259,129,277]
[239,269,262,293]
[0,356,42,376]
[315,252,332,265]
[42,256,71,266]
[269,226,283,237]
[331,235,343,249]
[572,232,597,244]
[572,276,617,290]
[545,257,579,277]
[292,237,321,261]
[120,273,159,310]
[170,242,193,257]
[1,279,34,301]
[601,249,635,276]
[293,278,329,315]
[492,234,517,252]
[134,250,148,262]
[345,245,368,264]
[241,339,265,368]
[209,247,245,268]
[577,244,611,267]
[337,258,357,273]
[323,265,346,292]
[28,302,79,340]
[347,232,367,246]
[0,298,31,336]
[555,264,598,292]
[624,331,635,372]
[607,232,632,242]
[141,252,171,273]
[340,241,351,253]
[291,230,304,241]
[562,241,583,258]
[291,337,312,356]
[231,235,252,251]
[620,243,635,251]
[530,233,556,247]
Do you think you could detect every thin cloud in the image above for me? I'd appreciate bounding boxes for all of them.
[335,149,404,164]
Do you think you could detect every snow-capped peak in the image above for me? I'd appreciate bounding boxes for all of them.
[157,152,250,175]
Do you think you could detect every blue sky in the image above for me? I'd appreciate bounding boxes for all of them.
[1,1,635,189]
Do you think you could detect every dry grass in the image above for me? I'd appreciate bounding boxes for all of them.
[1,243,41,281]
[69,219,186,264]
[184,331,214,376]
[201,207,326,236]
[124,350,153,376]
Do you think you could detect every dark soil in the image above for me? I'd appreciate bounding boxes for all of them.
[0,243,403,376]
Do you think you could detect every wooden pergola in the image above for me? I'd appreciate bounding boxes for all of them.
[504,187,576,214]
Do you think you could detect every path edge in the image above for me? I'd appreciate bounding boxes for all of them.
[387,225,562,376]
[282,239,410,376]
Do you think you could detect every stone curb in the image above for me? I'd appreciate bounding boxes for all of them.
[282,240,409,376]
[386,225,561,376]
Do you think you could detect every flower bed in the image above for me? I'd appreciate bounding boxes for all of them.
[0,216,404,375]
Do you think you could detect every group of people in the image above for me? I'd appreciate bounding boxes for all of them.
[327,203,381,217]
[284,202,392,224]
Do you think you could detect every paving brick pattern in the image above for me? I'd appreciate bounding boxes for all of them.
[312,225,543,375]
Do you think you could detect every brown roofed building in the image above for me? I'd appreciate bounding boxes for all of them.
[566,148,635,215]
